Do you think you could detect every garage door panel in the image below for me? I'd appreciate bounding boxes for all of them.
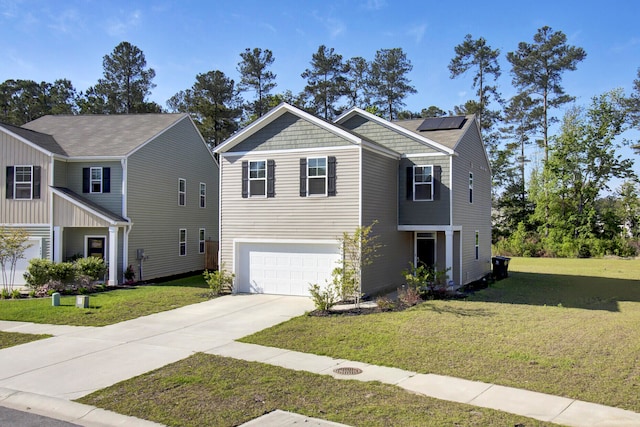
[238,243,340,296]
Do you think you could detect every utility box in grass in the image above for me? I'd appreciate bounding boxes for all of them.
[76,295,89,308]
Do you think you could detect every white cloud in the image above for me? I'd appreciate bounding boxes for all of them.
[48,8,84,34]
[407,23,427,43]
[106,9,142,37]
[311,10,345,39]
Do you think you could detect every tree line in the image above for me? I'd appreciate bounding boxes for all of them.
[2,31,639,258]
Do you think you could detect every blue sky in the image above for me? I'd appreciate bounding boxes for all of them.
[2,0,640,180]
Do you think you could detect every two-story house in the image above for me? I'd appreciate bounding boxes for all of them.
[1,114,218,287]
[214,103,491,297]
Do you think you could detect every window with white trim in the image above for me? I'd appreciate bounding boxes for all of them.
[307,157,327,196]
[199,183,206,208]
[179,229,187,256]
[414,165,433,201]
[90,167,103,193]
[475,230,479,260]
[14,166,33,199]
[469,172,474,204]
[178,178,186,206]
[199,228,205,254]
[249,160,266,197]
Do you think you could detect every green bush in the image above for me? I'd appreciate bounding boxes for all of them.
[74,257,106,280]
[203,266,234,296]
[51,261,76,283]
[23,258,55,288]
[308,282,339,312]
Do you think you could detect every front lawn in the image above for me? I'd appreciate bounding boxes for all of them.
[0,275,210,327]
[77,353,553,427]
[241,257,640,412]
[0,331,51,349]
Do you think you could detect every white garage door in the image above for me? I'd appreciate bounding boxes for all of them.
[237,242,341,296]
[11,238,42,287]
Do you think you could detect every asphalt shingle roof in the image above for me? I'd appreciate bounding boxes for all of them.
[21,114,188,157]
[0,122,68,155]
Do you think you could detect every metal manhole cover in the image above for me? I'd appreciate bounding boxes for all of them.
[333,367,363,375]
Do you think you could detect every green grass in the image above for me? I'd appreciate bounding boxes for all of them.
[78,353,553,427]
[0,331,51,349]
[0,275,210,327]
[241,257,640,413]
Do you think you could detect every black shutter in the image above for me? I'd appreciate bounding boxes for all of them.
[327,156,336,196]
[299,158,307,197]
[33,166,41,199]
[433,166,441,200]
[267,159,275,198]
[241,161,248,198]
[82,168,90,193]
[103,167,110,193]
[6,166,14,199]
[406,167,413,200]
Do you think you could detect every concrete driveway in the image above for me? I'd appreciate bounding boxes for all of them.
[0,294,314,400]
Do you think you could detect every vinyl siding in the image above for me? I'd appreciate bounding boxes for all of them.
[62,227,124,274]
[451,124,492,284]
[219,147,360,271]
[360,148,411,295]
[127,116,219,281]
[64,161,123,216]
[0,225,51,260]
[53,194,113,227]
[399,156,451,225]
[340,114,441,155]
[0,131,50,224]
[232,113,350,152]
[53,159,67,187]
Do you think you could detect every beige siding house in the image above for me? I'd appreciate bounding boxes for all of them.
[215,103,491,297]
[1,114,218,286]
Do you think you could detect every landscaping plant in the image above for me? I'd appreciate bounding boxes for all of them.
[0,227,32,293]
[203,265,234,296]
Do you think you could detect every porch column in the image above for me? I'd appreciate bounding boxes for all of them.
[53,226,63,262]
[445,228,454,285]
[108,226,118,286]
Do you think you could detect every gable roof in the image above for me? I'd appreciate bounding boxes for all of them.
[214,103,363,154]
[51,186,129,225]
[21,114,188,157]
[393,115,476,151]
[0,122,68,156]
[335,108,457,155]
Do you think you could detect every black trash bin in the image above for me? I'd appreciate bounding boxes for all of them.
[492,256,511,280]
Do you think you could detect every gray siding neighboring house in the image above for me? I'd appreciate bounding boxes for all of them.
[215,103,492,297]
[1,114,218,287]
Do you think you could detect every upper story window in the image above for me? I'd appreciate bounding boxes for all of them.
[242,160,275,198]
[299,156,336,197]
[249,160,266,197]
[82,167,110,194]
[413,165,433,201]
[6,166,41,200]
[199,183,206,208]
[178,178,186,206]
[469,172,474,204]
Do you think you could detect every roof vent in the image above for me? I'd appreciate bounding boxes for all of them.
[417,116,466,131]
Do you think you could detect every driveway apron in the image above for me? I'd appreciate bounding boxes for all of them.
[0,294,314,400]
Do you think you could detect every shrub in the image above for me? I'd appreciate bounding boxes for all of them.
[203,266,234,296]
[74,257,106,281]
[309,281,339,312]
[397,286,421,307]
[0,288,10,299]
[51,261,76,283]
[124,265,136,283]
[23,258,55,288]
[375,296,396,311]
[11,289,21,299]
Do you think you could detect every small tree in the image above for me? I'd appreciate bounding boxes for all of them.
[337,221,382,307]
[0,227,32,293]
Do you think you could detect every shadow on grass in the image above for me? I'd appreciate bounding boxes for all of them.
[468,271,640,312]
[421,302,497,317]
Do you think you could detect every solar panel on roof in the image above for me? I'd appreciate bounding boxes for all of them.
[416,117,444,131]
[417,116,466,131]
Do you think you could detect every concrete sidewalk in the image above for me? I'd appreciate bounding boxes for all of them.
[1,294,639,426]
[207,341,640,427]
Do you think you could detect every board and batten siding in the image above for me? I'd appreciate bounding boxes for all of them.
[361,148,412,295]
[1,131,50,225]
[219,147,361,273]
[451,124,492,284]
[126,116,219,281]
[399,156,451,225]
[64,161,123,216]
[53,194,113,228]
[232,112,350,152]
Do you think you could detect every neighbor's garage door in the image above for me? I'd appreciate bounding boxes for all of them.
[237,242,341,296]
[13,238,42,286]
